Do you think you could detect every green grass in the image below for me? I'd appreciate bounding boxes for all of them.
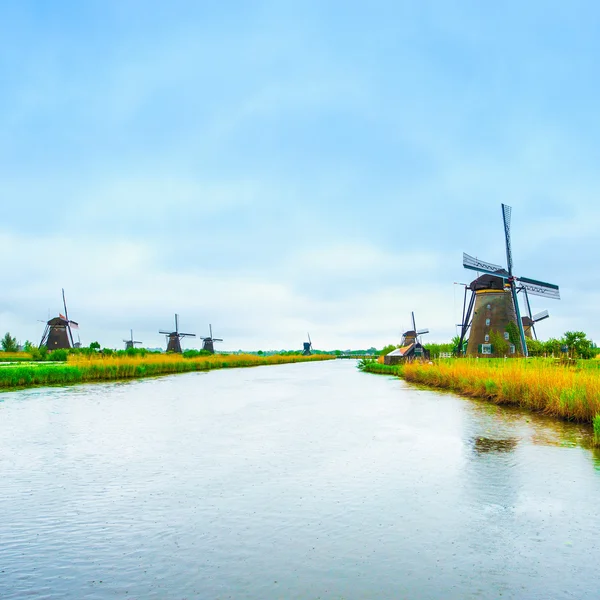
[0,353,335,391]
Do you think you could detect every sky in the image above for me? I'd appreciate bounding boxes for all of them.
[1,1,599,351]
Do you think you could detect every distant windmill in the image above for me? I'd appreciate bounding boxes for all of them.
[200,324,223,354]
[384,312,430,364]
[123,329,142,350]
[457,204,560,357]
[302,333,313,356]
[520,288,550,340]
[159,314,195,353]
[40,289,79,350]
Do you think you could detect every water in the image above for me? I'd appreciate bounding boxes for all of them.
[1,360,599,599]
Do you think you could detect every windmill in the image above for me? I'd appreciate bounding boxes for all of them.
[159,314,195,353]
[520,288,550,340]
[200,324,223,354]
[302,333,313,356]
[123,329,142,350]
[457,204,560,357]
[40,289,79,350]
[384,312,430,364]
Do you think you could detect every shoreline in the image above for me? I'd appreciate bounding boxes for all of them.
[0,354,334,392]
[359,358,600,444]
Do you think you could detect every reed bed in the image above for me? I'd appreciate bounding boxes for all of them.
[0,353,334,390]
[0,352,35,363]
[362,358,600,427]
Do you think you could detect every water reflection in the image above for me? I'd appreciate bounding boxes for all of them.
[471,436,519,454]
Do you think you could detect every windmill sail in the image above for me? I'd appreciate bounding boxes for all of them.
[519,277,560,299]
[463,253,508,277]
[532,310,549,323]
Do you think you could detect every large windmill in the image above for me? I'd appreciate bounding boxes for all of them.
[200,324,223,354]
[123,329,142,350]
[457,204,560,357]
[40,289,79,350]
[302,333,313,356]
[384,312,430,364]
[159,314,195,353]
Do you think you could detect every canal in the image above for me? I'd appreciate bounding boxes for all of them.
[1,360,599,599]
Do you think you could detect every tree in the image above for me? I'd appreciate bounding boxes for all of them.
[544,338,562,356]
[89,341,100,351]
[1,332,18,352]
[525,339,544,357]
[380,344,398,356]
[562,331,594,359]
[489,330,509,357]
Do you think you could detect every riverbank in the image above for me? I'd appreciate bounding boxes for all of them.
[360,358,600,442]
[0,353,334,391]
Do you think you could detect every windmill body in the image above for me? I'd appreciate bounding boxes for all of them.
[463,275,518,356]
[302,333,313,356]
[201,324,223,354]
[40,289,78,350]
[159,314,195,353]
[457,204,560,357]
[384,312,430,364]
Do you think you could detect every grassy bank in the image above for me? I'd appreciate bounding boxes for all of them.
[0,353,334,391]
[360,358,600,443]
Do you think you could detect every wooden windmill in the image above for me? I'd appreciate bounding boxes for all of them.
[159,314,195,353]
[40,289,79,350]
[302,333,313,355]
[200,324,223,354]
[457,204,560,357]
[384,312,430,364]
[123,329,142,350]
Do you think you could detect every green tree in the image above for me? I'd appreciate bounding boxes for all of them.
[525,338,545,357]
[380,344,398,356]
[544,337,562,356]
[562,331,594,359]
[89,341,101,351]
[489,330,509,357]
[1,332,18,352]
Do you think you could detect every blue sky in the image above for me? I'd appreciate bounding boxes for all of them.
[1,1,599,350]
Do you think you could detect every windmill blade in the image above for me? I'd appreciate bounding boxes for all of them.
[62,288,69,322]
[411,312,416,332]
[463,253,508,277]
[209,324,213,338]
[69,320,79,329]
[518,277,560,300]
[130,329,134,342]
[417,328,429,335]
[532,309,549,323]
[61,289,76,347]
[175,314,179,333]
[159,330,172,335]
[213,338,223,342]
[501,204,513,275]
[307,332,312,346]
[179,332,196,338]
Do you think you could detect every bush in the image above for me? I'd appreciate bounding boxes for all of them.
[49,349,68,362]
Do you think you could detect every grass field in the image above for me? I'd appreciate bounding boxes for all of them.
[360,357,600,444]
[0,353,334,391]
